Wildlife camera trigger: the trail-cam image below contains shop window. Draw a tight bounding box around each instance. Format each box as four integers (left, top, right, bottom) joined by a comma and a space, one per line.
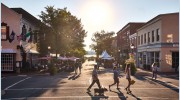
1, 54, 14, 71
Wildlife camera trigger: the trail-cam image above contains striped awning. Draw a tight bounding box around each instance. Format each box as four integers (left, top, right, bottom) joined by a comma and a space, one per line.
1, 49, 16, 53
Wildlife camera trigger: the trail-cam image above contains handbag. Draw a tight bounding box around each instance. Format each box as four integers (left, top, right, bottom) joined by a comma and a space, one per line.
130, 80, 135, 85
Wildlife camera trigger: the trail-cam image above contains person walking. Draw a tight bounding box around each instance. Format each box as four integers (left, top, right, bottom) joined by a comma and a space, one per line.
74, 61, 78, 75
125, 63, 132, 93
78, 60, 82, 74
109, 67, 120, 91
87, 65, 101, 92
152, 62, 158, 80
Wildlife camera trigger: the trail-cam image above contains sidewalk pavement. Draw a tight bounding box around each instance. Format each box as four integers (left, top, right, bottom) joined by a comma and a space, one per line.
136, 68, 179, 78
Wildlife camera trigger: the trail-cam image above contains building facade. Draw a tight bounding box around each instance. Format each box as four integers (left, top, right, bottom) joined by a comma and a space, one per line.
11, 8, 41, 69
116, 23, 145, 64
137, 13, 179, 72
1, 3, 22, 71
1, 3, 41, 72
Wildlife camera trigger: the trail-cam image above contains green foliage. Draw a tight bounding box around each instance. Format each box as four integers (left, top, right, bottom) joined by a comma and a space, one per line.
49, 64, 58, 75
130, 63, 137, 76
38, 6, 87, 56
90, 30, 115, 57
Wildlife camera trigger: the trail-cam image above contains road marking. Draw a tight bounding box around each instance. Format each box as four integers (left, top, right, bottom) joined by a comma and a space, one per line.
144, 76, 179, 89
4, 77, 31, 90
1, 96, 177, 100
6, 87, 178, 91
17, 75, 27, 77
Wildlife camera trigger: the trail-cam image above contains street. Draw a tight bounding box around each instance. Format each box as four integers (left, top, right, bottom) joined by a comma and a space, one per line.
1, 60, 179, 100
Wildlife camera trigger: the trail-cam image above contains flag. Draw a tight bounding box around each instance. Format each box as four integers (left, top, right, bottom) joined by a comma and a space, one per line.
9, 31, 15, 43
17, 34, 22, 42
25, 32, 31, 42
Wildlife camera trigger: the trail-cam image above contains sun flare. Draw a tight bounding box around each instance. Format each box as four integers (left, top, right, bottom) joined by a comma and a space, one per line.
80, 1, 115, 28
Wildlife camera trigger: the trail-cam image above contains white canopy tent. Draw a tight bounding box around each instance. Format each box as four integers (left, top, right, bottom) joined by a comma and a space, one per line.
100, 50, 114, 60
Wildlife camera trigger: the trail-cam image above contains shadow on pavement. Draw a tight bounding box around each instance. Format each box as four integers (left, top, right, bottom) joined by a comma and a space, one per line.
146, 77, 179, 93
86, 91, 109, 100
127, 92, 142, 100
133, 75, 156, 85
68, 74, 81, 80
1, 72, 72, 99
110, 89, 127, 100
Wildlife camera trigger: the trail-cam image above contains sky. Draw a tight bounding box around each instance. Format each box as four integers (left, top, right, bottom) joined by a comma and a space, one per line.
1, 0, 179, 51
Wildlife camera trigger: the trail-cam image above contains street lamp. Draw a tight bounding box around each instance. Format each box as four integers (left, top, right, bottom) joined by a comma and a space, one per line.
130, 43, 135, 53
117, 49, 121, 67
48, 46, 51, 56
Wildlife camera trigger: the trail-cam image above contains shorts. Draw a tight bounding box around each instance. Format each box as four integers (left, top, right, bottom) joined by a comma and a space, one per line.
114, 78, 119, 83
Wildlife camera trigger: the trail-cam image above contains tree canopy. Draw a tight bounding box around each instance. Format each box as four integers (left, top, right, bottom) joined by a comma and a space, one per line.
90, 30, 115, 57
38, 6, 87, 57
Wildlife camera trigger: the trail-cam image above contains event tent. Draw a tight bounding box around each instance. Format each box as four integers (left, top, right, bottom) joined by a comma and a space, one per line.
100, 50, 114, 60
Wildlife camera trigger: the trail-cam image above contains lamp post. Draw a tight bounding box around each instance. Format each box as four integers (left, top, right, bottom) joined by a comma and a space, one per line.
48, 46, 51, 64
118, 49, 121, 67
48, 46, 51, 54
130, 43, 135, 54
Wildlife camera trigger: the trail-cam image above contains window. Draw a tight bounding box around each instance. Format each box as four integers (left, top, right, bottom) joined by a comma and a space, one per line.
155, 52, 160, 67
148, 32, 150, 43
156, 29, 160, 41
139, 53, 142, 64
172, 52, 179, 68
141, 35, 143, 45
152, 30, 154, 42
138, 36, 140, 45
1, 54, 14, 71
1, 22, 9, 40
144, 33, 146, 44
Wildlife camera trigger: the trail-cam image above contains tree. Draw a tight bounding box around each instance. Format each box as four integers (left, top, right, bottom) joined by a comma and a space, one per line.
38, 6, 87, 57
90, 30, 115, 57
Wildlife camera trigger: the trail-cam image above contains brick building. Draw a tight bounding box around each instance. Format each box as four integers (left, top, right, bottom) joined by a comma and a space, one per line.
116, 23, 145, 64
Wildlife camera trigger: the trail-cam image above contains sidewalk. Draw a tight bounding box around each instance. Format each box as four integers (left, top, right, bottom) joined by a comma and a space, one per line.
136, 68, 179, 78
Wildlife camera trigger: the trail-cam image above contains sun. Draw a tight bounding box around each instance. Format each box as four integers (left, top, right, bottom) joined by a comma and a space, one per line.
87, 4, 108, 25
80, 1, 114, 27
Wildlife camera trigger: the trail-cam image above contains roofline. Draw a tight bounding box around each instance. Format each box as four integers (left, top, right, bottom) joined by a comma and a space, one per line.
1, 3, 22, 17
116, 22, 145, 34
137, 12, 179, 31
11, 8, 41, 25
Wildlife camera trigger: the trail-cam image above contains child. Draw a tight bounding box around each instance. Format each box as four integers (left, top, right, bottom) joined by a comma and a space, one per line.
109, 67, 120, 91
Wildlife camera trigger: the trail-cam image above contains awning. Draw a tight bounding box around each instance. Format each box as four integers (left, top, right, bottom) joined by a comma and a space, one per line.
28, 50, 39, 54
1, 49, 16, 53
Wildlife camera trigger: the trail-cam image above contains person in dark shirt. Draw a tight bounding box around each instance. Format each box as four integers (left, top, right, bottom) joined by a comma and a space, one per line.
109, 67, 120, 91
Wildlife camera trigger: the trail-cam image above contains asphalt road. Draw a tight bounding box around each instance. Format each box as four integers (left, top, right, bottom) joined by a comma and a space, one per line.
1, 60, 179, 100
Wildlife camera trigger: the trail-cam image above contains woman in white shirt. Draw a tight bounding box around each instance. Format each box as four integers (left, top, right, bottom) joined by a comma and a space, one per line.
152, 62, 158, 80
125, 64, 131, 93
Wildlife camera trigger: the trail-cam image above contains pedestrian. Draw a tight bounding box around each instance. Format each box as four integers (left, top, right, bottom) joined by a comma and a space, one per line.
125, 63, 132, 93
87, 65, 101, 92
74, 61, 78, 75
96, 58, 100, 70
109, 67, 120, 91
151, 62, 158, 80
78, 60, 82, 74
